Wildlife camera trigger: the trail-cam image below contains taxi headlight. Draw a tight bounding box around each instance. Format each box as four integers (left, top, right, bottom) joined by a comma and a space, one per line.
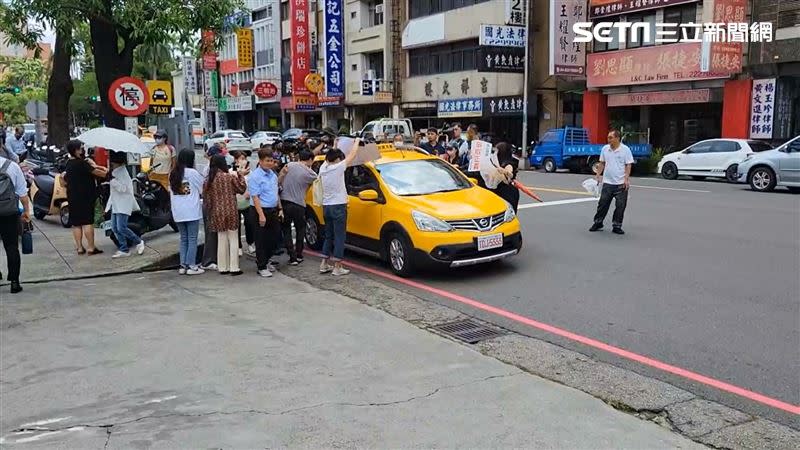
504, 203, 516, 223
412, 210, 453, 232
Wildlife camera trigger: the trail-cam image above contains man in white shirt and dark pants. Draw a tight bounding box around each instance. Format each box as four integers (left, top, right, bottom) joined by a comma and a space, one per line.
590, 130, 634, 235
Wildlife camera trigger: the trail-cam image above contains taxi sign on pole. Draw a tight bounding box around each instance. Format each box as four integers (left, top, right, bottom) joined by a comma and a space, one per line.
146, 80, 174, 115
108, 76, 149, 116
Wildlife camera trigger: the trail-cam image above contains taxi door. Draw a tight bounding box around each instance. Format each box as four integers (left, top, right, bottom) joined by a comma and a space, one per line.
345, 165, 384, 255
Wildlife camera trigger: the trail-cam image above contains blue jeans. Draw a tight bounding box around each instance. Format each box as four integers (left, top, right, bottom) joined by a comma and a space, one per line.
111, 213, 141, 252
176, 220, 200, 268
322, 204, 347, 261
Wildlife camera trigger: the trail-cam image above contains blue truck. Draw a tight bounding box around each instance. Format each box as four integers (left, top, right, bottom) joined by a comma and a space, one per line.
529, 127, 652, 174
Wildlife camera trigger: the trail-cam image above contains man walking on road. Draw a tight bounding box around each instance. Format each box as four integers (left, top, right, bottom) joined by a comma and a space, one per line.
590, 130, 634, 235
0, 153, 31, 293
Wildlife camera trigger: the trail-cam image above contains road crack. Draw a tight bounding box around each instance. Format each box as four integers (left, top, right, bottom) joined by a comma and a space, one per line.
6, 372, 522, 442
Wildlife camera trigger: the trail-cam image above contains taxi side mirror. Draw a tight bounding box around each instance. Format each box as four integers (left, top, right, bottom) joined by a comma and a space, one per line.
468, 177, 479, 186
358, 189, 380, 202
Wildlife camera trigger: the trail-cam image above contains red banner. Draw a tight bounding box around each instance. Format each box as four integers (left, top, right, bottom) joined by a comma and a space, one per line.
587, 42, 732, 88
291, 0, 311, 97
709, 0, 745, 74
201, 30, 218, 70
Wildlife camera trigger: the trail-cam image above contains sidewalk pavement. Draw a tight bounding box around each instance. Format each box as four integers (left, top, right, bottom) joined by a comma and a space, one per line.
0, 261, 701, 448
0, 217, 186, 285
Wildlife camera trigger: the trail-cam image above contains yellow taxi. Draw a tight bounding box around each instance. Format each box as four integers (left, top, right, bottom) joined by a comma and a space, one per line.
305, 145, 522, 276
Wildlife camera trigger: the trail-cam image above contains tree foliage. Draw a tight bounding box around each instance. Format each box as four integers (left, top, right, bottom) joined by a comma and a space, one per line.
0, 57, 49, 89
0, 88, 46, 124
1, 0, 244, 130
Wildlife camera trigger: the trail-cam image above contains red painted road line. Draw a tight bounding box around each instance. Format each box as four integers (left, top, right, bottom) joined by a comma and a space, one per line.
310, 252, 800, 415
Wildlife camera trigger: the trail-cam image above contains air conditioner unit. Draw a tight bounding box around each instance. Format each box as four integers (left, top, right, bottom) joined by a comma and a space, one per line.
375, 4, 384, 14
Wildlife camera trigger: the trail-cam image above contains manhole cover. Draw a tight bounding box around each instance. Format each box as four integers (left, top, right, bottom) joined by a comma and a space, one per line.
431, 319, 505, 344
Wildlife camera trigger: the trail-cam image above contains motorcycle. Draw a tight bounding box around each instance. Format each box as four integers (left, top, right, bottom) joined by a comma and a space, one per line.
99, 164, 178, 246
29, 153, 71, 227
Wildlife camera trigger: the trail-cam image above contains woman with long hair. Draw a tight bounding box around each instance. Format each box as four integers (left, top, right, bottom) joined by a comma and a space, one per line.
491, 142, 520, 213
204, 155, 247, 275
169, 149, 205, 275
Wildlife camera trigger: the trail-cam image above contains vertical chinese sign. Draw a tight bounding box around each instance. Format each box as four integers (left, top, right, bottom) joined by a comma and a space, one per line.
324, 0, 344, 98
749, 79, 776, 139
549, 0, 586, 76
709, 0, 746, 74
201, 30, 217, 70
237, 28, 254, 69
291, 0, 311, 101
183, 57, 198, 95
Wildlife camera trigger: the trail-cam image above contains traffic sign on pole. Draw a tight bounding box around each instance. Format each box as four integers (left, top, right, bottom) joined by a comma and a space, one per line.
108, 76, 149, 117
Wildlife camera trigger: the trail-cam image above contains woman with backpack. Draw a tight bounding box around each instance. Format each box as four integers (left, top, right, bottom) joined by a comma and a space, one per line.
204, 155, 247, 275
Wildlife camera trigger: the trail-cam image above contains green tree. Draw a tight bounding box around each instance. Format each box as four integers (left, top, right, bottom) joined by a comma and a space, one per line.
133, 40, 177, 81
1, 57, 48, 89
69, 71, 100, 126
2, 0, 243, 133
0, 87, 46, 124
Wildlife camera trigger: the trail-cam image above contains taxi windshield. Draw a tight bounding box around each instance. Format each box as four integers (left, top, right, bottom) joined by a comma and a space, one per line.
376, 159, 471, 196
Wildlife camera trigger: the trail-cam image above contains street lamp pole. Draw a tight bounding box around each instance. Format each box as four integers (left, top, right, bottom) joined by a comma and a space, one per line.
520, 0, 531, 170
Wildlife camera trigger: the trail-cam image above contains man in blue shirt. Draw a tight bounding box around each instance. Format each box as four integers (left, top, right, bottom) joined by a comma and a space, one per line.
248, 148, 284, 278
0, 154, 31, 294
419, 129, 445, 155
6, 127, 27, 157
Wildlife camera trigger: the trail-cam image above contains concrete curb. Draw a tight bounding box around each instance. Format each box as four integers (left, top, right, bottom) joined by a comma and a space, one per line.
280, 262, 799, 450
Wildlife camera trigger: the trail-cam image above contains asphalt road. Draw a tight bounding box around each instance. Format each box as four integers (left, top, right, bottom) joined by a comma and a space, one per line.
336, 171, 800, 427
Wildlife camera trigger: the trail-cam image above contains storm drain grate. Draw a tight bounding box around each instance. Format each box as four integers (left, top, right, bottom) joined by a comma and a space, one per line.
431, 319, 505, 344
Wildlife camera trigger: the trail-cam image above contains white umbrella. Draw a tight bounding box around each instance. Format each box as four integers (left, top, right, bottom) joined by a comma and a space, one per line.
77, 127, 151, 154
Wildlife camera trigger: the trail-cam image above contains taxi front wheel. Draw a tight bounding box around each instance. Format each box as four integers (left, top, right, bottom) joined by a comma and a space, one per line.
305, 211, 324, 250
386, 233, 415, 277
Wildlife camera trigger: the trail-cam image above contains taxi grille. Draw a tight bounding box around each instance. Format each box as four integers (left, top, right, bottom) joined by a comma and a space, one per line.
446, 212, 506, 232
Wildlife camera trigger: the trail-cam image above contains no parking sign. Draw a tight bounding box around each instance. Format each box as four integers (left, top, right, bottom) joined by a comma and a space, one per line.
107, 76, 149, 116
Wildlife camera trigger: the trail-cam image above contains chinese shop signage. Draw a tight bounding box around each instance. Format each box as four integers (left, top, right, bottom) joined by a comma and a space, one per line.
586, 42, 732, 88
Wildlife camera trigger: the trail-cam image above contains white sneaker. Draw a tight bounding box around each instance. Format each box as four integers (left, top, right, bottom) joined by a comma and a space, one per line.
178, 267, 187, 275
201, 263, 218, 271
238, 248, 243, 256
186, 267, 205, 275
247, 244, 256, 254
136, 240, 146, 255
112, 250, 131, 258
332, 267, 351, 276
320, 261, 333, 274
258, 269, 273, 278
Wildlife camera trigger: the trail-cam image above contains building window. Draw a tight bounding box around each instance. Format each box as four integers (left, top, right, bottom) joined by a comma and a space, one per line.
408, 40, 478, 76
627, 13, 656, 48
663, 3, 698, 42
252, 7, 270, 22
366, 52, 384, 79
409, 0, 491, 20
352, 63, 358, 71
280, 2, 289, 21
367, 1, 384, 27
592, 20, 620, 52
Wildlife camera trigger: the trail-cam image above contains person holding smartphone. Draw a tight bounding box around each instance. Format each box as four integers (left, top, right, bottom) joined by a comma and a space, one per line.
230, 151, 255, 255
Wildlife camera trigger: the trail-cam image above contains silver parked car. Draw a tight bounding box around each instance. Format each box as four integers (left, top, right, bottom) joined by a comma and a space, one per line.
736, 136, 800, 193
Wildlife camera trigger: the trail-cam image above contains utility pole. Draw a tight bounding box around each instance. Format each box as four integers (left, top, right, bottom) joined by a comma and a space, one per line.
520, 0, 531, 170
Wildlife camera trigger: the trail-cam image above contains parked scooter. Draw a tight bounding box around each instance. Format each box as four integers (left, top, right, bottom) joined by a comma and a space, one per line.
29, 152, 71, 227
99, 163, 178, 246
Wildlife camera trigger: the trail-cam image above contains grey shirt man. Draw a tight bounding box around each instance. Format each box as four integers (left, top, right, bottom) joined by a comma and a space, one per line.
280, 161, 317, 206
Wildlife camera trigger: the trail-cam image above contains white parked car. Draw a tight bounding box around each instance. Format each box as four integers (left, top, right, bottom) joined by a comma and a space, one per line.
204, 129, 252, 156
736, 135, 800, 193
658, 139, 773, 182
250, 131, 282, 149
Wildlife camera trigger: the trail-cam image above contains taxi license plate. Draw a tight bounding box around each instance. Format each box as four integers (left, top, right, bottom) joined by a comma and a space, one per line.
477, 233, 503, 252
